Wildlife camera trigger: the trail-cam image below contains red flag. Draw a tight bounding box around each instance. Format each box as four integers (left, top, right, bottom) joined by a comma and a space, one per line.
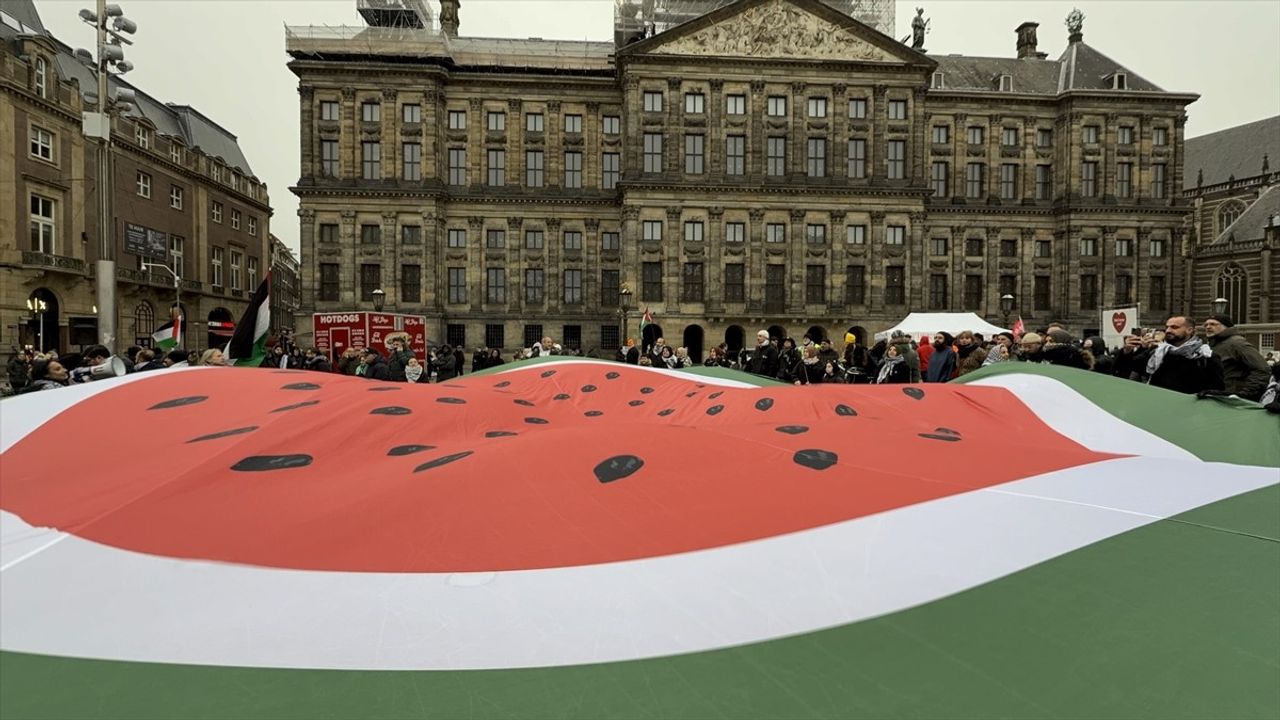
1011, 316, 1026, 338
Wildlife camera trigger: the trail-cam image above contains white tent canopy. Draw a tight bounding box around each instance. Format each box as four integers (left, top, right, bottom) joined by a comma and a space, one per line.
874, 313, 1010, 342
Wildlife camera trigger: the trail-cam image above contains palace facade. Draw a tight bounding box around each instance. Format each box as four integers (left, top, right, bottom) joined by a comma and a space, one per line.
287, 0, 1196, 359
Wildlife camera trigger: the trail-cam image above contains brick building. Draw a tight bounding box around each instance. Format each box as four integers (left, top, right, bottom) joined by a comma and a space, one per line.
287, 0, 1196, 359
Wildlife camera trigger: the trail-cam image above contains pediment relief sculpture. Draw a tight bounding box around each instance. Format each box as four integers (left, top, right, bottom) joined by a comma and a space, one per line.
651, 0, 894, 62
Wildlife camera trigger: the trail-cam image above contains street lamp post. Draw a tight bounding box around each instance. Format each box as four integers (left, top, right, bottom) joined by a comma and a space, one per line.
142, 261, 181, 338
1000, 294, 1015, 327
1211, 297, 1229, 317
371, 288, 386, 312
26, 298, 48, 352
618, 285, 632, 346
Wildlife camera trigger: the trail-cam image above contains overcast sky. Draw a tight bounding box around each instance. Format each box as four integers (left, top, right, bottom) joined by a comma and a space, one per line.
36, 0, 1280, 253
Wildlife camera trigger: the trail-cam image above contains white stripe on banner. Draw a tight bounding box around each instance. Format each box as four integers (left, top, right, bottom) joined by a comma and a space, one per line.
1, 457, 1273, 671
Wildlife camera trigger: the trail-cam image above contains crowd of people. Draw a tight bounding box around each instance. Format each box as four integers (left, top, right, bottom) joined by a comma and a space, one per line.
5, 313, 1277, 413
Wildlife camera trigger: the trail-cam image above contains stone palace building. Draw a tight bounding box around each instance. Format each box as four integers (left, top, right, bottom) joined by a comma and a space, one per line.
287, 0, 1196, 359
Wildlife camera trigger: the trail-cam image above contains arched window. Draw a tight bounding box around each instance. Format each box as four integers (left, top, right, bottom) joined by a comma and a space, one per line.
1215, 264, 1249, 323
134, 302, 155, 344
1218, 202, 1245, 236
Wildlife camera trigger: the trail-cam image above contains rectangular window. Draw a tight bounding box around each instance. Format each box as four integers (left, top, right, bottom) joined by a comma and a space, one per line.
725, 264, 745, 303
487, 111, 506, 131
999, 275, 1017, 298
136, 171, 151, 198
1035, 240, 1052, 258
685, 134, 705, 174
684, 221, 704, 243
1149, 275, 1166, 308
447, 267, 466, 303
1035, 165, 1052, 199
765, 265, 786, 313
564, 114, 583, 134
486, 229, 505, 249
362, 141, 381, 180
562, 325, 582, 351
886, 225, 905, 246
524, 230, 544, 249
29, 127, 53, 161
448, 148, 466, 185
996, 238, 1017, 258
887, 140, 905, 179
930, 237, 948, 256
525, 150, 544, 187
447, 228, 466, 248
848, 98, 867, 119
805, 265, 825, 304
448, 110, 466, 129
1080, 274, 1098, 310
601, 325, 620, 350
563, 269, 583, 304
846, 224, 866, 244
1001, 128, 1019, 147
682, 262, 705, 302
643, 133, 663, 173
526, 112, 544, 132
29, 194, 56, 253
807, 97, 827, 118
1118, 126, 1133, 145
928, 274, 948, 310
643, 220, 662, 241
136, 125, 150, 149
524, 324, 544, 349
402, 104, 421, 123
321, 140, 339, 176
1152, 164, 1167, 199
1116, 238, 1133, 257
964, 275, 983, 308
767, 137, 786, 176
965, 237, 984, 256
1117, 162, 1132, 198
602, 231, 620, 251
1149, 236, 1166, 258
1115, 274, 1132, 305
807, 138, 827, 177
210, 247, 224, 287
1080, 237, 1098, 256
887, 100, 907, 121
170, 143, 183, 164
1000, 163, 1018, 199
806, 224, 826, 245
684, 93, 705, 114
603, 115, 620, 135
846, 265, 866, 305
248, 217, 257, 237
401, 225, 421, 244
169, 186, 184, 210
726, 94, 746, 115
1036, 128, 1052, 147
643, 91, 663, 112
401, 264, 421, 304
848, 139, 866, 179
403, 142, 422, 181
361, 224, 380, 244
170, 235, 184, 279
600, 269, 619, 307
1083, 125, 1099, 144
766, 223, 786, 243
564, 151, 583, 188
1081, 161, 1098, 197
485, 324, 504, 350
320, 101, 339, 121
486, 268, 507, 304
726, 135, 745, 176
1153, 127, 1168, 146
487, 149, 506, 186
885, 266, 905, 305
967, 126, 985, 145
1034, 275, 1051, 311
446, 324, 467, 348
932, 125, 949, 144
564, 231, 583, 250
319, 223, 338, 243
767, 96, 787, 117
319, 263, 340, 301
361, 102, 380, 123
966, 163, 985, 198
359, 265, 380, 301
725, 222, 745, 243
602, 152, 620, 189
642, 261, 663, 301
931, 161, 949, 197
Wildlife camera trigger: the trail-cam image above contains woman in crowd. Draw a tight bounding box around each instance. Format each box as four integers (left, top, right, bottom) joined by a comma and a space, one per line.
20, 359, 69, 393
404, 357, 425, 383
793, 345, 825, 385
198, 348, 230, 366
876, 343, 912, 384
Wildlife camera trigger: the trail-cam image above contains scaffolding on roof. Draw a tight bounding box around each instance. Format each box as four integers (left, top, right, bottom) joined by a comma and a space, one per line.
613, 0, 896, 47
357, 0, 433, 29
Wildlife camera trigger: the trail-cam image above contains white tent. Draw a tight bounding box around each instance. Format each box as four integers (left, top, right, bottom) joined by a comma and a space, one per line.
874, 313, 1010, 342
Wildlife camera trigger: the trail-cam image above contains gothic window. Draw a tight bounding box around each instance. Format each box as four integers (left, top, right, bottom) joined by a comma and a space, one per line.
1218, 202, 1245, 235
1215, 264, 1248, 322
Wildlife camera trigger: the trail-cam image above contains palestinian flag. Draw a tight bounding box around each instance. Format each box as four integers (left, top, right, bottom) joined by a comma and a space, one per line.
639, 307, 653, 335
224, 273, 270, 367
150, 316, 181, 351
1, 360, 1276, 719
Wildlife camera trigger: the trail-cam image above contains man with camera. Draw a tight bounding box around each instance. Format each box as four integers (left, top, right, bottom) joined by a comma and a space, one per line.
1113, 316, 1224, 395
385, 337, 414, 382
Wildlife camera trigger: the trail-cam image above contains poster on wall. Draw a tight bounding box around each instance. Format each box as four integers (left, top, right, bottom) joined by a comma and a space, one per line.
123, 223, 168, 259
1100, 306, 1140, 351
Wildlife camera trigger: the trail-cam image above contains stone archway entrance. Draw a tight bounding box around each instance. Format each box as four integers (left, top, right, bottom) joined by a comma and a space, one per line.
641, 322, 663, 353
724, 325, 745, 357
26, 288, 60, 352
682, 324, 705, 364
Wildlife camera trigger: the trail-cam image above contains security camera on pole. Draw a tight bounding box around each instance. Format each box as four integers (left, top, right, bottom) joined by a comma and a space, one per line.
77, 1, 138, 353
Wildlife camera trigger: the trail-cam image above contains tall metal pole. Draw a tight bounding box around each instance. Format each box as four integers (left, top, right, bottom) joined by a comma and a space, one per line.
93, 0, 117, 352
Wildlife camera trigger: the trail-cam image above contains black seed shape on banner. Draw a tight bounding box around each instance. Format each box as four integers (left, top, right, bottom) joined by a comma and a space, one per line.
494, 381, 511, 388
629, 400, 645, 406
835, 404, 858, 417
232, 455, 312, 472
640, 387, 655, 394
271, 400, 320, 413
793, 449, 838, 471
371, 406, 412, 416
775, 425, 809, 435
657, 409, 675, 417
413, 451, 474, 473
188, 426, 258, 443
696, 384, 707, 388
708, 391, 724, 399
594, 455, 644, 484
282, 382, 321, 391
149, 396, 206, 410
388, 445, 435, 456
541, 370, 557, 378
706, 405, 724, 416
935, 427, 961, 435
584, 410, 604, 417
525, 417, 550, 425
443, 384, 466, 389
368, 386, 401, 392
755, 398, 774, 412
686, 391, 698, 398
918, 433, 963, 442
514, 399, 535, 407
437, 397, 466, 404
581, 385, 598, 393
605, 371, 621, 380
485, 431, 517, 438
554, 393, 571, 400
903, 387, 925, 400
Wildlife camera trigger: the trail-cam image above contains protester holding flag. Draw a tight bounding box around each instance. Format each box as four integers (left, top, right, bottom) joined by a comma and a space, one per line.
151, 315, 182, 353
225, 273, 271, 367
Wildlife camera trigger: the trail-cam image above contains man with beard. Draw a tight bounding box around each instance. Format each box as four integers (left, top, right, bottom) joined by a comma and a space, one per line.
954, 331, 988, 376
924, 332, 956, 382
1203, 315, 1269, 400
1038, 329, 1089, 369
1114, 316, 1224, 394
745, 330, 779, 379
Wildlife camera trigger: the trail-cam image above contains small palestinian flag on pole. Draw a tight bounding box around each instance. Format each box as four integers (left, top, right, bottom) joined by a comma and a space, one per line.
150, 315, 181, 351
1011, 315, 1026, 338
224, 273, 271, 367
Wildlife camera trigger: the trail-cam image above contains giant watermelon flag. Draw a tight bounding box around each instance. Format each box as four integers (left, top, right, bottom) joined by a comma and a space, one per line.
1, 359, 1277, 719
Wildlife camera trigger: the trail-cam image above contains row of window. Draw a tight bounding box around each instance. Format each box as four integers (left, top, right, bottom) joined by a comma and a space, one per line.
437, 323, 602, 353
207, 246, 259, 292
929, 161, 1167, 199
131, 170, 261, 234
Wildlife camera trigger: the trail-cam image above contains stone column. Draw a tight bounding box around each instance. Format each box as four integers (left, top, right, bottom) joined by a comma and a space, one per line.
507, 216, 523, 312
911, 87, 926, 182
788, 209, 806, 312
621, 206, 639, 293
585, 101, 600, 188
340, 209, 357, 305
299, 86, 314, 179
748, 208, 765, 311
623, 77, 641, 177
508, 99, 523, 188
750, 80, 766, 178
341, 87, 356, 178
707, 206, 724, 312
382, 211, 398, 306
665, 206, 682, 306
547, 100, 562, 189
297, 208, 316, 313
708, 80, 724, 178
868, 210, 885, 314
790, 82, 805, 178
585, 218, 601, 309
830, 210, 847, 309
422, 210, 440, 311
546, 217, 562, 311
832, 84, 848, 179
424, 86, 440, 179
666, 77, 683, 174
467, 216, 484, 310
468, 98, 483, 187
382, 88, 397, 181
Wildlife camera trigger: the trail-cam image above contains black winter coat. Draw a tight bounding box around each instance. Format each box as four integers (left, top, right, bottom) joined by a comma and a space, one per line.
1113, 348, 1225, 395
745, 343, 779, 379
